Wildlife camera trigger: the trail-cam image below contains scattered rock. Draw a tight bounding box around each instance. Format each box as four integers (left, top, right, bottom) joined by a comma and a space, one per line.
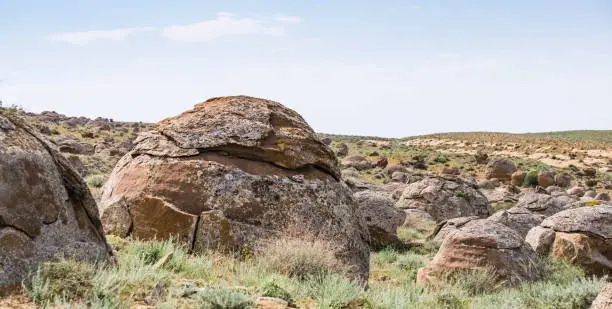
596, 193, 610, 202
537, 171, 556, 188
384, 164, 408, 176
55, 135, 95, 155
585, 190, 597, 198
418, 219, 541, 286
66, 155, 88, 177
554, 172, 572, 187
488, 192, 578, 237
430, 216, 479, 243
478, 179, 500, 189
396, 177, 492, 222
584, 168, 597, 177
374, 157, 389, 169
586, 179, 598, 187
336, 143, 348, 157
342, 155, 372, 171
441, 166, 460, 175
511, 170, 526, 186
474, 150, 488, 164
567, 186, 586, 197
486, 158, 517, 181
526, 206, 612, 276
354, 190, 406, 249
391, 171, 407, 183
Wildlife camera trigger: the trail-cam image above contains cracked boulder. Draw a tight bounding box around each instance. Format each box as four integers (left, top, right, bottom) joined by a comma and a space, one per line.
417, 219, 542, 286
100, 96, 370, 280
396, 176, 493, 222
0, 113, 111, 295
525, 205, 612, 276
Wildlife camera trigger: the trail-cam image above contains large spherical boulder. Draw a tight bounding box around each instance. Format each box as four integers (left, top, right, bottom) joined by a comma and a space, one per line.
100, 96, 370, 280
0, 114, 111, 294
417, 219, 542, 286
396, 177, 493, 222
525, 206, 612, 276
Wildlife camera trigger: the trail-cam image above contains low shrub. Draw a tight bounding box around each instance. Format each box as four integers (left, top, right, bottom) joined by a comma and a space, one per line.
522, 171, 539, 187
257, 237, 349, 280
198, 287, 254, 309
261, 282, 294, 306
85, 174, 107, 188
26, 260, 95, 305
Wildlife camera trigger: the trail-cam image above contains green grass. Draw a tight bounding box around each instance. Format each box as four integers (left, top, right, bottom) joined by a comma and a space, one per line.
23, 236, 607, 309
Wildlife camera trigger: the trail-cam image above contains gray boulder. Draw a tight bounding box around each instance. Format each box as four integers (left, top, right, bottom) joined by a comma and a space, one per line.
0, 114, 111, 294
396, 177, 493, 222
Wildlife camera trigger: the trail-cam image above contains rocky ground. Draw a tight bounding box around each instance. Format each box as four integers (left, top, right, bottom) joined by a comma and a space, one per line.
1, 101, 612, 309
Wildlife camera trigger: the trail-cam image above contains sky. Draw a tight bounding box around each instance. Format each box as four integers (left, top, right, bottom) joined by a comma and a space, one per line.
0, 1, 611, 138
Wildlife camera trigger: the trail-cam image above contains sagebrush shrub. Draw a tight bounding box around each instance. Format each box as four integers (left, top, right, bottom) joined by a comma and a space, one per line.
198, 287, 254, 309
27, 260, 95, 305
257, 237, 349, 280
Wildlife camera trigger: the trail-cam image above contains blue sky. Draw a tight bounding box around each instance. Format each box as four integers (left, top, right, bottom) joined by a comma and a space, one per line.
1, 1, 610, 137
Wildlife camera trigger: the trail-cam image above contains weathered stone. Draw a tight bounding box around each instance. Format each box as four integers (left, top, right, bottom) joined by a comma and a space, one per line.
527, 206, 612, 276
486, 158, 517, 181
391, 172, 407, 183
354, 190, 406, 249
584, 168, 597, 177
568, 186, 586, 197
418, 219, 541, 286
0, 114, 111, 294
441, 166, 460, 175
537, 171, 556, 188
342, 155, 372, 171
374, 157, 389, 169
100, 96, 370, 280
511, 170, 526, 186
525, 225, 555, 255
396, 177, 493, 222
66, 155, 87, 177
430, 216, 479, 243
54, 135, 95, 155
336, 143, 348, 157
591, 283, 612, 309
489, 207, 547, 238
596, 193, 611, 202
384, 164, 408, 176
555, 172, 572, 187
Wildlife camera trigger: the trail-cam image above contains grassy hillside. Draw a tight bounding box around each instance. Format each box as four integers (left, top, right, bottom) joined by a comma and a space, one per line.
409, 130, 612, 149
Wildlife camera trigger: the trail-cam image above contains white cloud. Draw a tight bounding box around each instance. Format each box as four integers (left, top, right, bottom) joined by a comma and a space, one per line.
48, 27, 155, 45
162, 13, 286, 43
275, 15, 303, 24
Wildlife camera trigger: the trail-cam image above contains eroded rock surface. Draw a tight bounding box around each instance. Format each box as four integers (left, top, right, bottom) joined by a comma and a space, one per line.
526, 206, 612, 276
100, 96, 370, 280
418, 219, 541, 286
396, 177, 493, 222
0, 113, 111, 294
